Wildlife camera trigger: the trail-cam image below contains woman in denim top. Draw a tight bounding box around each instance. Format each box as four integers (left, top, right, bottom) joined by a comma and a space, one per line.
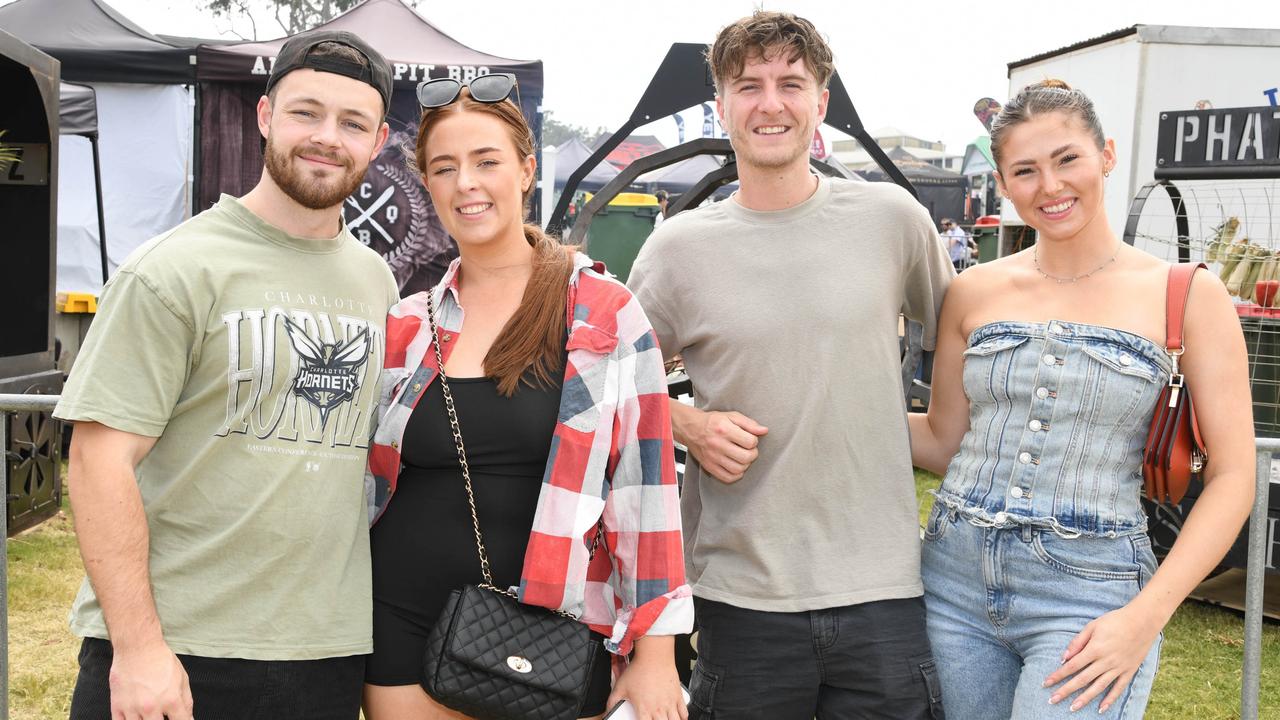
909, 80, 1255, 719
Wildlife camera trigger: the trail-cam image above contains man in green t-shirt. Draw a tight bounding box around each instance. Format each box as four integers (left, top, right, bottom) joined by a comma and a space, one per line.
55, 29, 399, 720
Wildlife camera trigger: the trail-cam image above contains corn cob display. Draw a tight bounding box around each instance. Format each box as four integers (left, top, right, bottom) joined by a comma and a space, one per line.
1219, 238, 1251, 284
1204, 217, 1240, 263
1226, 243, 1266, 297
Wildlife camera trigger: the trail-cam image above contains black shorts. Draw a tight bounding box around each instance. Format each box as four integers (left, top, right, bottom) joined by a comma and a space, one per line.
687, 596, 945, 720
69, 637, 365, 720
366, 599, 615, 715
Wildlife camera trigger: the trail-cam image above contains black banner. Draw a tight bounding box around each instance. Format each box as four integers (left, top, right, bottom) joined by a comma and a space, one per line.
1156, 105, 1280, 179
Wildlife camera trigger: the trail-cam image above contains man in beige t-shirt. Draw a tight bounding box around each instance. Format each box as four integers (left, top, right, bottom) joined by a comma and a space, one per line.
55, 30, 397, 720
628, 12, 954, 719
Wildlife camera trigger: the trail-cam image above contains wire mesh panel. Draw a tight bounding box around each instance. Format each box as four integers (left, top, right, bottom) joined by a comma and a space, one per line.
1126, 179, 1277, 261
1125, 179, 1280, 437
1240, 311, 1280, 439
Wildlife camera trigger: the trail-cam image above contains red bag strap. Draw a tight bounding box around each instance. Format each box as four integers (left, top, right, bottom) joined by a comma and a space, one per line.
1165, 263, 1206, 353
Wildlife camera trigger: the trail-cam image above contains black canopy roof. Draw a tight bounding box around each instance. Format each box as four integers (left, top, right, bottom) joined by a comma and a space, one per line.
196, 0, 541, 99
59, 82, 98, 137
0, 0, 195, 83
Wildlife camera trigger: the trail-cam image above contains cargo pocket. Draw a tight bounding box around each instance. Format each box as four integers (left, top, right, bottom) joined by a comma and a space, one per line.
917, 656, 945, 719
687, 660, 721, 718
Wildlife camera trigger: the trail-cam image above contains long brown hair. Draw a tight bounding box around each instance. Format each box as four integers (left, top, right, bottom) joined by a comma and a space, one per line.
414, 90, 575, 397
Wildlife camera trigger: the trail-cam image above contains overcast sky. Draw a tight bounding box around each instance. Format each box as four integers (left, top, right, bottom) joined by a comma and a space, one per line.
12, 0, 1280, 153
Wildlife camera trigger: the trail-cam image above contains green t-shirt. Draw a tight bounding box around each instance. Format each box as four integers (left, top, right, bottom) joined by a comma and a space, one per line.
54, 195, 399, 660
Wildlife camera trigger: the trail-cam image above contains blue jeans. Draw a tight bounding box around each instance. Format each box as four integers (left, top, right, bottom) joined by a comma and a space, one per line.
921, 503, 1162, 719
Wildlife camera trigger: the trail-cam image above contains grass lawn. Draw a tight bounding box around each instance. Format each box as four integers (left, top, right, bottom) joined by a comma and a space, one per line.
6, 498, 80, 720
4, 479, 1276, 718
914, 469, 1279, 719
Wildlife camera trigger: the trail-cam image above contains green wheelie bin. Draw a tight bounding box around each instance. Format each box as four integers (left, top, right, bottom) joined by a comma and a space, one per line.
583, 192, 660, 282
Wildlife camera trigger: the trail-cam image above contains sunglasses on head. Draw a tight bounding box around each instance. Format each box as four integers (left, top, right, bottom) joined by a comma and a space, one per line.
417, 73, 520, 109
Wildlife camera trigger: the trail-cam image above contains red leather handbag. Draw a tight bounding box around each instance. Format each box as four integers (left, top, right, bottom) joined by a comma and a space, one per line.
1142, 263, 1208, 504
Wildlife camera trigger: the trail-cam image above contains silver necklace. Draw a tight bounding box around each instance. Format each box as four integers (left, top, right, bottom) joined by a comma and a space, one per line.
1033, 243, 1120, 284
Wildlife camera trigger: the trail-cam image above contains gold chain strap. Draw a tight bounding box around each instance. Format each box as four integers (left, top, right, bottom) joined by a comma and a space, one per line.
425, 292, 596, 619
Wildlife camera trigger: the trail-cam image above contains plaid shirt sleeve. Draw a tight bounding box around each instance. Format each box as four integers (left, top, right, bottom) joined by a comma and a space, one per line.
521, 264, 693, 655
598, 282, 693, 653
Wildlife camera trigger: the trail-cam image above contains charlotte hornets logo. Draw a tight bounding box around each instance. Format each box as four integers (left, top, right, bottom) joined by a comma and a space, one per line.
283, 318, 371, 425
217, 306, 383, 447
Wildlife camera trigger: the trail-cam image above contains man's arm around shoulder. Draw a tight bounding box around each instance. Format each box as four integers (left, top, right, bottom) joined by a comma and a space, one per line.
68, 421, 193, 720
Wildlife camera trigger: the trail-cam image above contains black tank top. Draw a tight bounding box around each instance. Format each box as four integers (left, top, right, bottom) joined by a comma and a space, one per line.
370, 372, 562, 626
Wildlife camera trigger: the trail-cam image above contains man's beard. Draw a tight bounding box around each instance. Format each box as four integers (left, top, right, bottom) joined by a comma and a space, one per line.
264, 136, 366, 211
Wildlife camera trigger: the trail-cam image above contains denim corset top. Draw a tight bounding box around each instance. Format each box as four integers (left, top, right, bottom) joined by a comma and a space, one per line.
937, 320, 1172, 537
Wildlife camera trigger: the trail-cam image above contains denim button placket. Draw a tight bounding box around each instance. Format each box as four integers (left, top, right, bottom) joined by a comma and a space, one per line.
941, 319, 1169, 539
1011, 330, 1067, 513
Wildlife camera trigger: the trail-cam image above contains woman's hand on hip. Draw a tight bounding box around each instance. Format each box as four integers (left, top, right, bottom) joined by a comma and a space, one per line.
1043, 603, 1162, 713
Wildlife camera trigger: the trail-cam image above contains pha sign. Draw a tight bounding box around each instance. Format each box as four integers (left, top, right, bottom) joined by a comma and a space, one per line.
1156, 105, 1280, 178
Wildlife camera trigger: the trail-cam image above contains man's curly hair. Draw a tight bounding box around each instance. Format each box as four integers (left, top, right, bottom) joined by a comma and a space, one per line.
706, 11, 834, 93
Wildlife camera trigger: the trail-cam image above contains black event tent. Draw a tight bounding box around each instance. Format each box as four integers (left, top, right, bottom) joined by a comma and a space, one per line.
59, 82, 98, 137
858, 148, 967, 228
58, 82, 110, 284
193, 0, 544, 293
0, 0, 194, 83
554, 137, 620, 192
0, 0, 200, 296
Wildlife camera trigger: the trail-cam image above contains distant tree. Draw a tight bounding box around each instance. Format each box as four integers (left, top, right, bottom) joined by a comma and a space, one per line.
542, 112, 610, 148
204, 0, 419, 39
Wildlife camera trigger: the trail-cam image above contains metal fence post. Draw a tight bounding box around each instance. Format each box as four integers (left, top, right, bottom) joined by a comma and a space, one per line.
2, 408, 9, 720
1241, 439, 1278, 719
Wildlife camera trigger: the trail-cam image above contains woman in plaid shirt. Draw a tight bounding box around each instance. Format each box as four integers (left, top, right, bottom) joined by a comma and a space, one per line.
361, 79, 693, 720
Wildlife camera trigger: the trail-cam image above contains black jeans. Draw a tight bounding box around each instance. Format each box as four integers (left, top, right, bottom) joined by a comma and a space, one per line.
69, 637, 365, 720
688, 596, 944, 720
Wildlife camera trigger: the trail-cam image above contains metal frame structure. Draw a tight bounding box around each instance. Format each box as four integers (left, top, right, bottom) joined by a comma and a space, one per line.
562, 137, 858, 249
1121, 178, 1192, 263
546, 42, 915, 238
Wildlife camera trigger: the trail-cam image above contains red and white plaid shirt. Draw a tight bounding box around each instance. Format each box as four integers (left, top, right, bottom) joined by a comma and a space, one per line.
365, 253, 693, 654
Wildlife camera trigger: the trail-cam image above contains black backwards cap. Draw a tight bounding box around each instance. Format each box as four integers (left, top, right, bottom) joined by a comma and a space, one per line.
265, 29, 394, 116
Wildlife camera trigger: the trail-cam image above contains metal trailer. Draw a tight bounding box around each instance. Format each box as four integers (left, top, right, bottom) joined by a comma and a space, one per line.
1, 28, 64, 540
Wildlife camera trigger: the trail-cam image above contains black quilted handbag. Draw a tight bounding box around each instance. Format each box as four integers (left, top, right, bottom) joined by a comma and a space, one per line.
419, 293, 604, 720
